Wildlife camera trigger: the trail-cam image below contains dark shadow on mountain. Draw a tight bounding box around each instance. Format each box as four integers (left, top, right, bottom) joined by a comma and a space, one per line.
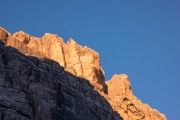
0, 40, 123, 120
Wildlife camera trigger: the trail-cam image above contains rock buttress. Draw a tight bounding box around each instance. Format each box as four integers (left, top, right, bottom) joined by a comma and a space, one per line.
106, 74, 166, 120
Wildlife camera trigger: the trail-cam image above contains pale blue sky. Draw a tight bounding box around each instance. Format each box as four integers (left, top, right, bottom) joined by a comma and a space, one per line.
1, 0, 180, 119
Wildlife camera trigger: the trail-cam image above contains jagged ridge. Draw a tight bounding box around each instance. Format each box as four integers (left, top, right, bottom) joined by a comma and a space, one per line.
0, 27, 166, 120
0, 27, 122, 120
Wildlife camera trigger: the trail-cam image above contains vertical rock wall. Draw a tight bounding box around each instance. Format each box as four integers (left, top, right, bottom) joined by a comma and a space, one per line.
0, 27, 167, 120
10, 31, 107, 94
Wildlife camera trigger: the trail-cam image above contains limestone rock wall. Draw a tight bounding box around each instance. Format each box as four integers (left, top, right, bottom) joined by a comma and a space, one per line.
10, 31, 107, 94
0, 27, 167, 120
106, 74, 166, 120
0, 40, 122, 120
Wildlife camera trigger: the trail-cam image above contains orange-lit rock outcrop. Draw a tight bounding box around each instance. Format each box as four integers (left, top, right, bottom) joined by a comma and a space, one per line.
106, 74, 166, 120
0, 27, 166, 120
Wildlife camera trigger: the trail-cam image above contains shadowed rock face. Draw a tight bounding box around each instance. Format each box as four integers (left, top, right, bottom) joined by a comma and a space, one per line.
0, 27, 166, 120
0, 41, 122, 120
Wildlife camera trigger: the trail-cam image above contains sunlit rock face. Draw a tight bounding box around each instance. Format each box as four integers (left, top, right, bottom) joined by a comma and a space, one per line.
0, 27, 166, 120
10, 31, 107, 94
0, 27, 10, 42
0, 27, 122, 120
106, 74, 166, 120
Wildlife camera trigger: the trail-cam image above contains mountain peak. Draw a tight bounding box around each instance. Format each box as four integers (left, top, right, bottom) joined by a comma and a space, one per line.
67, 38, 76, 44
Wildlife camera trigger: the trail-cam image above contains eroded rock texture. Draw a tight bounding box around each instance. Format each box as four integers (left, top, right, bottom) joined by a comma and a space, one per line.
0, 27, 166, 120
0, 41, 122, 120
106, 74, 166, 120
9, 31, 107, 94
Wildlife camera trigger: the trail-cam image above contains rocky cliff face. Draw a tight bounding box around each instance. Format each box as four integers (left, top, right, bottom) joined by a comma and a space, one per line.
9, 31, 107, 94
0, 28, 122, 120
0, 27, 166, 120
106, 74, 166, 120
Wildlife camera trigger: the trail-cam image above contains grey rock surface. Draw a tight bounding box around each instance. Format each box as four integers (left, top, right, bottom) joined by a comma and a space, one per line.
0, 40, 122, 120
